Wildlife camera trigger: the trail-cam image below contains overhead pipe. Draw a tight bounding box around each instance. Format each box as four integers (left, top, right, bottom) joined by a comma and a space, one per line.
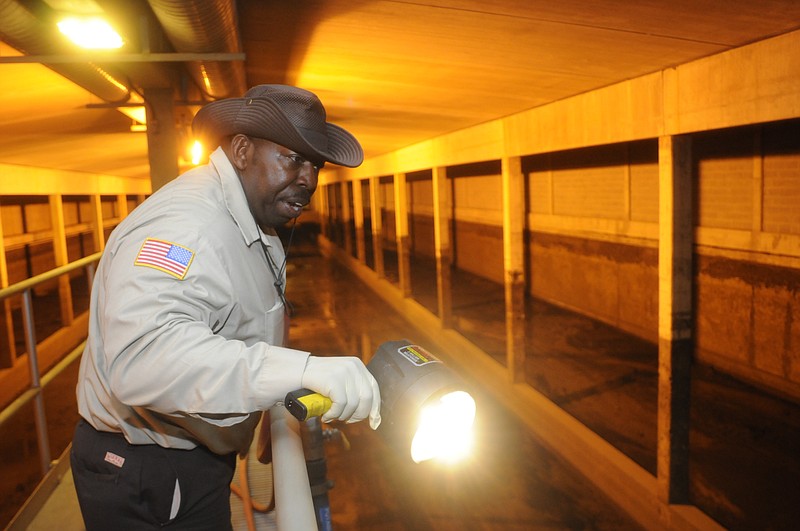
146, 0, 247, 100
0, 0, 131, 103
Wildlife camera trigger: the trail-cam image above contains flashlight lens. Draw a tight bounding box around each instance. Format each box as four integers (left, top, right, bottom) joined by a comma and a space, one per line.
410, 391, 476, 463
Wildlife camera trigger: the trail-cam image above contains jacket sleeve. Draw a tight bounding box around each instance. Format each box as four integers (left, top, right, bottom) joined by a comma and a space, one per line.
97, 224, 308, 423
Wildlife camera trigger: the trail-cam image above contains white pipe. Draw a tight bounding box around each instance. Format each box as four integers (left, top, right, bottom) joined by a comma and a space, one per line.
269, 404, 317, 530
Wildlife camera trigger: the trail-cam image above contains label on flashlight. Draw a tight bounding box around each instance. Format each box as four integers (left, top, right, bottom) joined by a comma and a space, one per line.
398, 345, 440, 366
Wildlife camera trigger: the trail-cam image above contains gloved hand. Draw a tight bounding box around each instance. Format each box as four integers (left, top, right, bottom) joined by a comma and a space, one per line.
301, 356, 382, 429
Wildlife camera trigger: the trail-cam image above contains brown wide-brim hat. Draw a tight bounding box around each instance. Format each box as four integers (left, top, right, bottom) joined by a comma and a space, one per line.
192, 84, 363, 168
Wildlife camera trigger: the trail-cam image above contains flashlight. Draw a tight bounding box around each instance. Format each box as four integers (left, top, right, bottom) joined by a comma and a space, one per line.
285, 340, 476, 463
284, 389, 333, 422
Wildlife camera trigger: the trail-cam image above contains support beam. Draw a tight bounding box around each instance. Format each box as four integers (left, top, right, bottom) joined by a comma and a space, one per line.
116, 194, 129, 221
502, 156, 526, 383
393, 173, 412, 297
316, 185, 329, 242
352, 179, 367, 263
369, 177, 385, 279
144, 88, 180, 192
0, 212, 15, 368
0, 52, 246, 64
48, 195, 74, 326
341, 182, 354, 258
657, 135, 694, 504
328, 185, 340, 244
90, 195, 105, 253
432, 166, 453, 327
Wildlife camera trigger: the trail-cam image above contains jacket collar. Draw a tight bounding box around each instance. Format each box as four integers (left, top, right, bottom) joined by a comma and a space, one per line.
209, 147, 268, 247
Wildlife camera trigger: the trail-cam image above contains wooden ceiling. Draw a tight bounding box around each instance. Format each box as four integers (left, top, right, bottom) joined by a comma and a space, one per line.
1, 0, 799, 181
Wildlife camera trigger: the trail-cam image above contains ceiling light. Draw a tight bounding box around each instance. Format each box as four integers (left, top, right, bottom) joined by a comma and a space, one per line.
57, 17, 124, 49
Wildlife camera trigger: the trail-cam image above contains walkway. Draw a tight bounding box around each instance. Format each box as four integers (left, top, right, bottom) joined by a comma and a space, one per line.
8, 235, 641, 530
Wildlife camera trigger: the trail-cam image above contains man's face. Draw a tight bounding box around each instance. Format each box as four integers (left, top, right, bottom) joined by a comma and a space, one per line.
235, 136, 320, 230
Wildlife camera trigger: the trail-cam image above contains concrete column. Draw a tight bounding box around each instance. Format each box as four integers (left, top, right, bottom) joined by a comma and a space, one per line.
369, 177, 385, 278
49, 195, 74, 326
393, 172, 412, 297
657, 134, 693, 504
144, 88, 180, 192
502, 156, 526, 383
0, 213, 15, 368
352, 179, 366, 263
432, 166, 453, 327
90, 195, 105, 253
341, 182, 353, 257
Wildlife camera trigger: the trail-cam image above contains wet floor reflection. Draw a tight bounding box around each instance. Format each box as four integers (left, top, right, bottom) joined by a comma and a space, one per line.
284, 239, 641, 530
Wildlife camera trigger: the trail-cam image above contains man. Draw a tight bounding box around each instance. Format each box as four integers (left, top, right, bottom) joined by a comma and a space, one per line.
71, 85, 380, 530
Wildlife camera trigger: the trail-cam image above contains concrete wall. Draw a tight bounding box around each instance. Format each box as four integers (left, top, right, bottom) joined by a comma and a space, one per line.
381, 121, 800, 400
692, 121, 800, 398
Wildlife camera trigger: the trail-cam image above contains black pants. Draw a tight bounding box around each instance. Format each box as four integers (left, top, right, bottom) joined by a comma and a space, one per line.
71, 419, 237, 530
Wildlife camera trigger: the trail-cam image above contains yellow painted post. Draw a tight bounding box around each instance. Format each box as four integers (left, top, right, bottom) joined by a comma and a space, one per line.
432, 166, 453, 328
502, 156, 526, 383
316, 185, 328, 241
144, 88, 180, 192
352, 179, 366, 263
49, 194, 74, 326
90, 194, 105, 253
394, 172, 412, 297
341, 182, 353, 257
0, 212, 16, 368
116, 193, 129, 221
657, 135, 693, 504
328, 185, 339, 244
369, 177, 385, 278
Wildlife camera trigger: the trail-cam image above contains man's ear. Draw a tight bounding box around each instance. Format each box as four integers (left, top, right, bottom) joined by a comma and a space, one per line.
229, 134, 251, 171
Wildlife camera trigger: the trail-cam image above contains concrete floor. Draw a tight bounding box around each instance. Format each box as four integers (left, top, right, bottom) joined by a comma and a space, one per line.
2, 235, 640, 530
3, 230, 799, 529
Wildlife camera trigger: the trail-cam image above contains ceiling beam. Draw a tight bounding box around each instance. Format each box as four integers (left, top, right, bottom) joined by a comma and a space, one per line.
0, 52, 245, 64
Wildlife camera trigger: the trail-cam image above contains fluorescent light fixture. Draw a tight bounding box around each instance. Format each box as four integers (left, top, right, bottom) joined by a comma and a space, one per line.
57, 17, 124, 49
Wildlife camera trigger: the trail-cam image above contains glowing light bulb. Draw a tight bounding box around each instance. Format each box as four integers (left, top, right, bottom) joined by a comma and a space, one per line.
191, 140, 203, 165
410, 390, 476, 464
57, 17, 124, 50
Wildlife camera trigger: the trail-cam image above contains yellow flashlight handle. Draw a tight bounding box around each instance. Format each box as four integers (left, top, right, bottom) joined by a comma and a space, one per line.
284, 388, 332, 421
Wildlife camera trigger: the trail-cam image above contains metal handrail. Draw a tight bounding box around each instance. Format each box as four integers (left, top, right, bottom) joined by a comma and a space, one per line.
0, 340, 86, 428
1, 251, 318, 530
0, 252, 101, 300
0, 252, 101, 476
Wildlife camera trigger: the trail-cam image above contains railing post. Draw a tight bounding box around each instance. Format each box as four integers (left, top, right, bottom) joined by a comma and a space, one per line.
86, 263, 96, 294
270, 404, 316, 530
21, 289, 52, 476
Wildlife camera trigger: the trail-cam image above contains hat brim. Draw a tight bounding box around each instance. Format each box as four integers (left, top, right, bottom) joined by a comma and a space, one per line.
192, 97, 363, 168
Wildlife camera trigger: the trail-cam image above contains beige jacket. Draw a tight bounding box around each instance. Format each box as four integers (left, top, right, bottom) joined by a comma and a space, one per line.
77, 147, 308, 455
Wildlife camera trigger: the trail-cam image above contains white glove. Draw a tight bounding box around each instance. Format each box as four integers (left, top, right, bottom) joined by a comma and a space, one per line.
300, 356, 382, 429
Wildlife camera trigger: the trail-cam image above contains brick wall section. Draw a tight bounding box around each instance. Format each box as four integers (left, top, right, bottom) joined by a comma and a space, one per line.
454, 220, 504, 283
694, 129, 755, 231
629, 142, 659, 223
762, 121, 800, 235
552, 145, 629, 219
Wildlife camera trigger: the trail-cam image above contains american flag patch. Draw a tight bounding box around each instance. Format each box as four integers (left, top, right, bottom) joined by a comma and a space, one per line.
134, 238, 195, 280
